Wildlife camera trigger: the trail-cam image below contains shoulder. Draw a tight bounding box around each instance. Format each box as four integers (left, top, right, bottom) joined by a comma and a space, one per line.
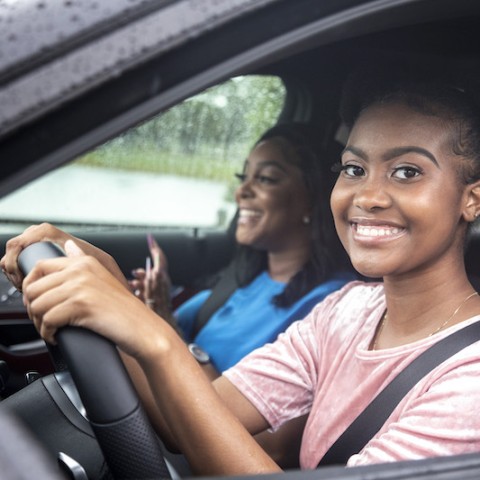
294, 281, 384, 344
288, 275, 365, 316
426, 318, 480, 385
310, 280, 385, 317
279, 281, 385, 348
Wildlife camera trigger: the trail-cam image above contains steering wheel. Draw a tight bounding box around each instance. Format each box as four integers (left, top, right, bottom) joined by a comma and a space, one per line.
18, 242, 172, 480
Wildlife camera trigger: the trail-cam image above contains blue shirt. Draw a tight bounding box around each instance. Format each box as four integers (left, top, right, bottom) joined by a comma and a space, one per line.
175, 271, 353, 372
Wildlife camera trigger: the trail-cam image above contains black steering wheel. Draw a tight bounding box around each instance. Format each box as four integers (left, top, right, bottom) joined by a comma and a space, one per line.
18, 242, 172, 480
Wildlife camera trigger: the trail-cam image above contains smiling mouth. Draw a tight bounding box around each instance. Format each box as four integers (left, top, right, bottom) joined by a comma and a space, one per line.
238, 208, 262, 225
352, 223, 404, 238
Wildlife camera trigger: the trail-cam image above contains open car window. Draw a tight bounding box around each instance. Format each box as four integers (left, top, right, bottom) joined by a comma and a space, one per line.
0, 75, 285, 234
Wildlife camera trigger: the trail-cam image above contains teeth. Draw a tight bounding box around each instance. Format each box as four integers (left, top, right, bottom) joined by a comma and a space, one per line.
239, 209, 261, 218
356, 225, 401, 237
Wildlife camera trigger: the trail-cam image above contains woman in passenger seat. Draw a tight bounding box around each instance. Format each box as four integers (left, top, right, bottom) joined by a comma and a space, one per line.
129, 123, 354, 380
5, 63, 480, 474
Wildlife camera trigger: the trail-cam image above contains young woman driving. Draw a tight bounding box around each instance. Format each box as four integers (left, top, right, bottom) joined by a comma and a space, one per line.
3, 67, 480, 474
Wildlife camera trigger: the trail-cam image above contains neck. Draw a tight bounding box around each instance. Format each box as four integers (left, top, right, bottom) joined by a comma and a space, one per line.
377, 260, 480, 348
267, 246, 311, 283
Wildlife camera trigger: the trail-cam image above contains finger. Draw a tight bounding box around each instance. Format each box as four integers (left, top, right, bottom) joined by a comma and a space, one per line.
25, 259, 115, 343
129, 280, 145, 301
157, 245, 169, 272
23, 267, 71, 308
36, 298, 79, 345
131, 269, 146, 280
148, 235, 163, 269
153, 252, 161, 272
2, 235, 28, 289
147, 233, 156, 252
2, 224, 66, 289
144, 275, 152, 300
22, 257, 72, 292
129, 278, 143, 291
25, 272, 74, 341
23, 256, 100, 307
64, 239, 85, 257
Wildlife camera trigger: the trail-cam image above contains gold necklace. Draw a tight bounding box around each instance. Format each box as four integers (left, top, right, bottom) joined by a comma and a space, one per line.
372, 291, 479, 350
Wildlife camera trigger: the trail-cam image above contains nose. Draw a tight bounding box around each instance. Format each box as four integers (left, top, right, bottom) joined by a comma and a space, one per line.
235, 177, 255, 201
354, 176, 392, 211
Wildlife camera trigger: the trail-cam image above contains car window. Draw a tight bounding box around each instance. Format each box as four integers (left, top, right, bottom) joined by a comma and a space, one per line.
0, 75, 285, 234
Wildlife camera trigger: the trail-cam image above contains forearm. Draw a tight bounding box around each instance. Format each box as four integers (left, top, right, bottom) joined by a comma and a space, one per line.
120, 351, 179, 451
149, 303, 185, 338
201, 362, 221, 381
136, 332, 281, 476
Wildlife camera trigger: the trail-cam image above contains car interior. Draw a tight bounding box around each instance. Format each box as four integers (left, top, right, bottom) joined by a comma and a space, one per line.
2, 0, 480, 478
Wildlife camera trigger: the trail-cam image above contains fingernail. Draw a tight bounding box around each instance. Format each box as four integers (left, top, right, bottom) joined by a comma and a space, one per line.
147, 233, 154, 249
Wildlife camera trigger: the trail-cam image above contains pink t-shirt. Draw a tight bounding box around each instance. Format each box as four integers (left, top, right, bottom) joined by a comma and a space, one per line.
224, 281, 480, 469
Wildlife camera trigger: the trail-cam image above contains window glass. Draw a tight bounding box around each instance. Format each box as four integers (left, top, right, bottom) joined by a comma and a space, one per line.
0, 75, 285, 233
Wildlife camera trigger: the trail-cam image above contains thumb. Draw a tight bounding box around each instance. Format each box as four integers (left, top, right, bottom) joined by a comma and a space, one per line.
64, 239, 85, 257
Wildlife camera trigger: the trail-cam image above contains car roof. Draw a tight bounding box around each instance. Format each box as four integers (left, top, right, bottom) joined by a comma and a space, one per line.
0, 0, 283, 138
1, 0, 480, 194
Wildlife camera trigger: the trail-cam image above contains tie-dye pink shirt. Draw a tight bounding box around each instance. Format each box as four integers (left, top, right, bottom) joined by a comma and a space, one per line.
224, 281, 480, 468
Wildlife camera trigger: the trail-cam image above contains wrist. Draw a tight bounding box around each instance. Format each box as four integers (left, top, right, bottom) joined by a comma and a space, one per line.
137, 318, 180, 367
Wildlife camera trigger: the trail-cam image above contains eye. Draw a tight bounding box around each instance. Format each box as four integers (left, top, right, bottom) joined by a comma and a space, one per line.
340, 164, 365, 177
234, 173, 247, 183
392, 166, 422, 180
255, 174, 278, 185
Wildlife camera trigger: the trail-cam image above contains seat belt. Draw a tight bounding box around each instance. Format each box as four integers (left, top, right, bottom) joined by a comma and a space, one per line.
192, 262, 238, 338
318, 318, 480, 466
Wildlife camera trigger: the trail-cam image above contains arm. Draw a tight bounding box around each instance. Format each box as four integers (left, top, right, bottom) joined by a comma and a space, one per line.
119, 349, 220, 447
254, 415, 308, 469
8, 239, 281, 476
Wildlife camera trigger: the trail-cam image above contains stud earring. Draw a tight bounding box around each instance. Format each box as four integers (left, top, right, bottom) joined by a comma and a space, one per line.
302, 215, 311, 225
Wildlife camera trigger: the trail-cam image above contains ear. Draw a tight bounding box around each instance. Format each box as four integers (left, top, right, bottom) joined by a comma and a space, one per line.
462, 180, 480, 222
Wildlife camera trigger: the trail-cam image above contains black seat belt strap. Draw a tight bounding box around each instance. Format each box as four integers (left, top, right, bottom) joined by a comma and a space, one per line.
192, 262, 238, 338
318, 318, 480, 466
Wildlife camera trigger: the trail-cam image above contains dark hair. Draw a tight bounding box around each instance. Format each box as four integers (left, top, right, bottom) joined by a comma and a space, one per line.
232, 122, 350, 308
340, 61, 480, 185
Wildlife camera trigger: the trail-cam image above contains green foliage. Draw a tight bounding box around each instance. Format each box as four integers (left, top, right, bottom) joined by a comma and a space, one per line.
76, 75, 286, 185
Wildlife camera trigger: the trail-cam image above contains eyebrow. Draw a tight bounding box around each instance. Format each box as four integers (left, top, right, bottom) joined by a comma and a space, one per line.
342, 145, 439, 167
245, 159, 289, 173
